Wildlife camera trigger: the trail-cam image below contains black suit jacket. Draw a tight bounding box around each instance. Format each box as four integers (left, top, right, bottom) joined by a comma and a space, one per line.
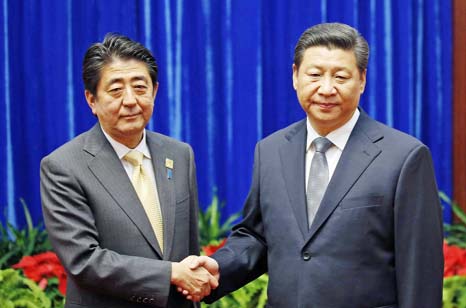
207, 109, 443, 308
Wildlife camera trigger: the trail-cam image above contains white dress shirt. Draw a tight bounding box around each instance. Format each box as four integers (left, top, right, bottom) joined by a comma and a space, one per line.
305, 109, 360, 190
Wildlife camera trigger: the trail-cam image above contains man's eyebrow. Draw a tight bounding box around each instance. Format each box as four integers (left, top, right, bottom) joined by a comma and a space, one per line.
104, 75, 149, 87
105, 77, 123, 87
306, 65, 351, 71
131, 76, 149, 82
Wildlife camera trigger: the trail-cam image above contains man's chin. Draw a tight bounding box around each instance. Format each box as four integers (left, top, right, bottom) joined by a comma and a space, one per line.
309, 109, 340, 122
115, 124, 146, 136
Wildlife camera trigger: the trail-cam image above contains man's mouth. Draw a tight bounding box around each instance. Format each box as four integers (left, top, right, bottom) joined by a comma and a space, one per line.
313, 102, 338, 109
122, 113, 141, 118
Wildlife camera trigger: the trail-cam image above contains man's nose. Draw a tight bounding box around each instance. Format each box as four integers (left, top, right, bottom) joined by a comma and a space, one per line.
122, 87, 137, 105
318, 77, 336, 95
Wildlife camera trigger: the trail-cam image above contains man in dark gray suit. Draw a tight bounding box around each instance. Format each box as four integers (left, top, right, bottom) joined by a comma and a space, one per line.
188, 23, 444, 307
41, 34, 217, 308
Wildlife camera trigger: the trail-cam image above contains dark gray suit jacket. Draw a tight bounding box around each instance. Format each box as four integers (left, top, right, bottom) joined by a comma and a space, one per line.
41, 124, 200, 308
207, 109, 443, 308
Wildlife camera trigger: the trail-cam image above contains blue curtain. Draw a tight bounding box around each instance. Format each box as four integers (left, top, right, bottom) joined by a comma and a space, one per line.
0, 0, 452, 228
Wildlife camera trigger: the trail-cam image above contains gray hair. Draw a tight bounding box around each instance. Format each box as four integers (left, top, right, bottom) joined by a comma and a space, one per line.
82, 33, 158, 96
294, 23, 369, 73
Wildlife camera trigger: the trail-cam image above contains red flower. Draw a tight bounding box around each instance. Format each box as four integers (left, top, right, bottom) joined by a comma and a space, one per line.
202, 238, 227, 256
444, 241, 466, 277
13, 251, 67, 295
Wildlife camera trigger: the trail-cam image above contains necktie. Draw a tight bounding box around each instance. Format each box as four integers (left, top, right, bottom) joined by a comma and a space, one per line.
306, 137, 333, 228
124, 150, 164, 252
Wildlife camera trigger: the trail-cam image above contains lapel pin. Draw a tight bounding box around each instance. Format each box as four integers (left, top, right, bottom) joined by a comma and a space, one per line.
165, 158, 174, 169
165, 158, 174, 180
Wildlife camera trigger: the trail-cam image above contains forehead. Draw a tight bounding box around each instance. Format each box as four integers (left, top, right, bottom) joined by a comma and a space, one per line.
300, 46, 358, 70
99, 58, 151, 85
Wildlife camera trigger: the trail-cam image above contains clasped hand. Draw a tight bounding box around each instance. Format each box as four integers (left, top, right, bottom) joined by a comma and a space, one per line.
171, 256, 219, 302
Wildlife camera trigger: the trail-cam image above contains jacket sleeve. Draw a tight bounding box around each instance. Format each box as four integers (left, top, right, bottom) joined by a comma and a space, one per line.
394, 144, 444, 308
205, 143, 268, 303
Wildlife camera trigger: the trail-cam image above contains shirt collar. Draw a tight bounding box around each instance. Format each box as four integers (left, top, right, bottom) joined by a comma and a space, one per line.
101, 126, 152, 160
306, 108, 360, 152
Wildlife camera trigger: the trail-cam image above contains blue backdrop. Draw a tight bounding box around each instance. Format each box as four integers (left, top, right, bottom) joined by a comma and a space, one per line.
0, 0, 452, 228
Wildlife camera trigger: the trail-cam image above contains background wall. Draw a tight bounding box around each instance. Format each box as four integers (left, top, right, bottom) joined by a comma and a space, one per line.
0, 0, 452, 228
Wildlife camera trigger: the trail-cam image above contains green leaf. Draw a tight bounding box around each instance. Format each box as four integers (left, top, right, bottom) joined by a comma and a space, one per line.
452, 202, 466, 225
0, 200, 52, 269
219, 213, 241, 236
439, 191, 452, 204
441, 191, 466, 226
20, 198, 34, 233
0, 250, 18, 268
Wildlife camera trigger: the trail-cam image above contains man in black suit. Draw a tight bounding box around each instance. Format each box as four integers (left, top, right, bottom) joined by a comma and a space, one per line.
187, 22, 443, 308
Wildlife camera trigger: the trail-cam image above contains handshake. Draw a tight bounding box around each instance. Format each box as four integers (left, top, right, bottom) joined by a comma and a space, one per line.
170, 255, 220, 302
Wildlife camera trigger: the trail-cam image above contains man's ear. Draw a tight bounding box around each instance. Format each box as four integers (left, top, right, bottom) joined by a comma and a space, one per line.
152, 82, 159, 100
359, 69, 367, 94
292, 64, 298, 90
85, 90, 97, 115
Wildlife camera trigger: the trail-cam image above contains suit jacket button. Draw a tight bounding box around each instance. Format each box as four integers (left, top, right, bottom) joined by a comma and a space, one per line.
302, 251, 311, 261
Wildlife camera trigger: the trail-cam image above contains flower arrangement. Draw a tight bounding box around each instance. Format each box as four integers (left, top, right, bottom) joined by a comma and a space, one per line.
0, 200, 65, 308
12, 251, 66, 306
441, 192, 466, 308
444, 242, 466, 277
443, 241, 466, 307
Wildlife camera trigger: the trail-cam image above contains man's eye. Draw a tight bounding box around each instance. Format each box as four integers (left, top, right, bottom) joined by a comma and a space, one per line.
109, 88, 122, 93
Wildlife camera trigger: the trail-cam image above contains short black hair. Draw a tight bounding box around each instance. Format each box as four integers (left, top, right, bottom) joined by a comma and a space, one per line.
294, 23, 369, 73
82, 33, 158, 95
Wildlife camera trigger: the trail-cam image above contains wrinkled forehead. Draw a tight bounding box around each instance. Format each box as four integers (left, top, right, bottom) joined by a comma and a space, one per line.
99, 58, 151, 82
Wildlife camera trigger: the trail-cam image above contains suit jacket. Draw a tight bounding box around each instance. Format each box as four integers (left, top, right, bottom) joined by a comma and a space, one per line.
207, 109, 443, 308
41, 124, 200, 308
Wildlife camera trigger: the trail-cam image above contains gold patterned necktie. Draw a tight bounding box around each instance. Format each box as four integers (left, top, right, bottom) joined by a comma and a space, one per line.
124, 150, 164, 253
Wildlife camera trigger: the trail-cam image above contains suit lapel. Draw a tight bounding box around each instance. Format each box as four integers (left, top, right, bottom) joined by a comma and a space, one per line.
279, 120, 309, 239
147, 133, 176, 260
306, 111, 383, 243
84, 125, 163, 258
